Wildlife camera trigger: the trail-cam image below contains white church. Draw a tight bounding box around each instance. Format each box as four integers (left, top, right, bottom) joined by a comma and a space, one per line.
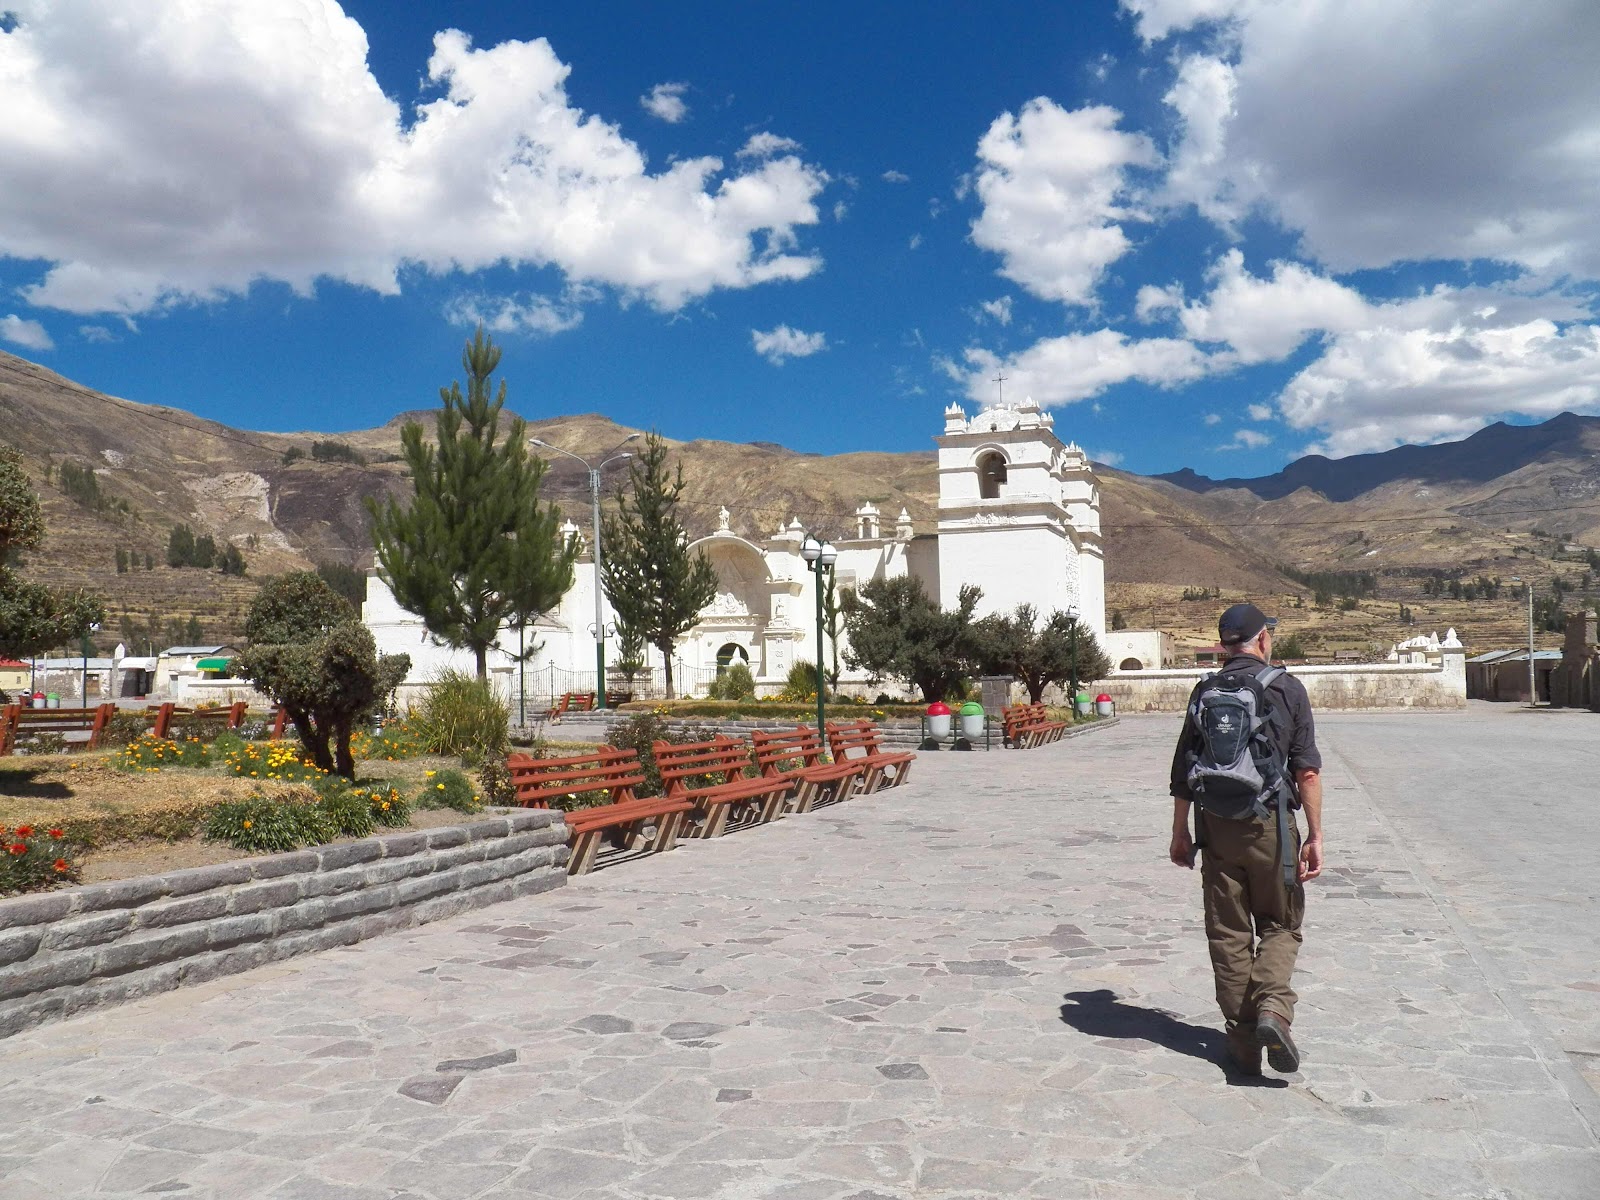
364, 396, 1106, 701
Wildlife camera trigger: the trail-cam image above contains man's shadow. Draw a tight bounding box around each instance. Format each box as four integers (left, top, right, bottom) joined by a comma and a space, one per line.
1058, 989, 1286, 1088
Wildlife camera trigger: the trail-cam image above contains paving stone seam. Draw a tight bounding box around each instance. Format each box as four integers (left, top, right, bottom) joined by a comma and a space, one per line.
1327, 737, 1600, 1145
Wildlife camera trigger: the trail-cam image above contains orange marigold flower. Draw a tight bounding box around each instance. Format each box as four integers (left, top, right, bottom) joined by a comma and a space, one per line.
242, 819, 253, 830
52, 858, 68, 873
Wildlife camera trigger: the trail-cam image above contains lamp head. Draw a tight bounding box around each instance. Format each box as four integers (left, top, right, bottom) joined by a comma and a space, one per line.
529, 437, 549, 448
800, 535, 822, 563
1066, 604, 1079, 620
820, 542, 839, 567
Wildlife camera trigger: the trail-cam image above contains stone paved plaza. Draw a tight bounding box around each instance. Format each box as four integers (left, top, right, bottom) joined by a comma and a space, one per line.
1, 707, 1597, 1199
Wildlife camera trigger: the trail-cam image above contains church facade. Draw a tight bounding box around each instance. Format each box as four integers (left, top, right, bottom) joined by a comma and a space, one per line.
364, 397, 1105, 699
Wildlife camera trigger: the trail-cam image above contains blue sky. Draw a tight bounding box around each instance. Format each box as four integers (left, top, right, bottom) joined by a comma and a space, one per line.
1, 1, 1598, 475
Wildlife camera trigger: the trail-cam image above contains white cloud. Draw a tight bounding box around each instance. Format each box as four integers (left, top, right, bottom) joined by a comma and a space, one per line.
1174, 250, 1370, 362
908, 233, 922, 251
738, 132, 802, 159
1146, 1, 1600, 277
959, 329, 1211, 408
832, 200, 849, 221
1203, 412, 1222, 425
882, 169, 910, 183
1090, 448, 1124, 466
444, 292, 585, 336
970, 98, 1156, 306
979, 297, 1013, 325
78, 324, 116, 343
752, 324, 827, 364
1221, 427, 1272, 450
640, 81, 689, 123
0, 6, 825, 316
0, 314, 52, 350
1246, 402, 1272, 421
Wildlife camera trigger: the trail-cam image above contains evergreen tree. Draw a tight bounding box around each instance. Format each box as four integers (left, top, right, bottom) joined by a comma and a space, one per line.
184, 615, 204, 644
0, 448, 104, 660
600, 432, 717, 699
368, 327, 577, 679
115, 548, 128, 574
144, 552, 153, 571
842, 575, 982, 703
218, 543, 247, 576
192, 534, 216, 569
167, 523, 195, 567
974, 604, 1111, 703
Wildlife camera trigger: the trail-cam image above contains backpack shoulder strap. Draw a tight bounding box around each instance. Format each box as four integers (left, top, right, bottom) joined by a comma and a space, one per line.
1255, 665, 1285, 689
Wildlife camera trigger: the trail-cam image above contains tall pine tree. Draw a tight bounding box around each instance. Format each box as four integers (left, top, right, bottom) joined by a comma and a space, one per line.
367, 328, 577, 679
601, 433, 717, 698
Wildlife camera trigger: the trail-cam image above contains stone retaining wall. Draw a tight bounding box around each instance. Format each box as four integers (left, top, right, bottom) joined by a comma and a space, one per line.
0, 810, 568, 1039
1102, 661, 1467, 713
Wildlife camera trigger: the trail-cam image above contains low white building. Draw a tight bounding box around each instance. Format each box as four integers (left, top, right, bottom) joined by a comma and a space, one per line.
1105, 630, 1175, 672
366, 396, 1107, 706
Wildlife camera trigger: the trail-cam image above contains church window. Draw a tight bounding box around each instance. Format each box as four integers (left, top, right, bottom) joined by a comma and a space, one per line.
977, 451, 1007, 499
1119, 657, 1144, 672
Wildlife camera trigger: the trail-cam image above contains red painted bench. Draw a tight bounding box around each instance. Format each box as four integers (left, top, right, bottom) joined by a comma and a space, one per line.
507, 747, 692, 875
1003, 702, 1068, 748
749, 725, 868, 813
824, 719, 916, 793
545, 692, 596, 722
0, 702, 116, 756
147, 701, 248, 740
653, 736, 794, 838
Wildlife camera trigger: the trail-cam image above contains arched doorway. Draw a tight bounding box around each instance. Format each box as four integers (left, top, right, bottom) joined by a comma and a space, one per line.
1119, 657, 1144, 671
716, 643, 750, 674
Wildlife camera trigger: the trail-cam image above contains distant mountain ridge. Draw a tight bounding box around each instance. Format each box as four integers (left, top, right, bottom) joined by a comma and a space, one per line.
1155, 412, 1599, 502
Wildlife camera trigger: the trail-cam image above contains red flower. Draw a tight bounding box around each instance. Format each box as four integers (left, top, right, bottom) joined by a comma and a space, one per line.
52, 859, 69, 873
15, 825, 34, 838
47, 828, 64, 839
7, 844, 26, 856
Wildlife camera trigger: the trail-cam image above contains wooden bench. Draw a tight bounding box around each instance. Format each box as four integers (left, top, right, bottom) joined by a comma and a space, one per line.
545, 692, 596, 721
0, 702, 117, 756
507, 747, 692, 875
750, 725, 869, 813
824, 719, 916, 793
653, 736, 794, 838
604, 690, 634, 707
1002, 702, 1068, 748
148, 701, 248, 740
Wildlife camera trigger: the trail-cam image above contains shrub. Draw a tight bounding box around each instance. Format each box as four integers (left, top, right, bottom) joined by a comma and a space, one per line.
117, 735, 211, 772
204, 788, 331, 852
709, 661, 756, 701
100, 710, 150, 748
218, 740, 328, 783
365, 783, 411, 827
779, 660, 820, 702
15, 733, 66, 756
476, 755, 515, 807
605, 712, 723, 796
0, 823, 84, 895
416, 768, 483, 814
351, 718, 426, 762
415, 671, 509, 763
316, 784, 376, 839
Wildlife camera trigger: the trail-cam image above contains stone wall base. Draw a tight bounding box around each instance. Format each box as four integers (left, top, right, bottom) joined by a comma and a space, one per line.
0, 810, 568, 1039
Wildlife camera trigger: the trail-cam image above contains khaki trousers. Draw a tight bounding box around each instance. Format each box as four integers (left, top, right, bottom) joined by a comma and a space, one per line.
1199, 811, 1304, 1026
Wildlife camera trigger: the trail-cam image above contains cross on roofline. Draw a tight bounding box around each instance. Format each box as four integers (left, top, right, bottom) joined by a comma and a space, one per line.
992, 371, 1007, 407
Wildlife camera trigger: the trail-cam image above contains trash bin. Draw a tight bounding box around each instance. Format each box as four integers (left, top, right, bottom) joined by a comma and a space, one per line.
1095, 693, 1114, 717
926, 701, 952, 740
1073, 692, 1092, 717
46, 693, 60, 709
958, 701, 985, 740
30, 691, 45, 709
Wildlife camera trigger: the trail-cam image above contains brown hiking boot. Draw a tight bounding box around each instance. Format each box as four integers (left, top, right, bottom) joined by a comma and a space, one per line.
1224, 1022, 1261, 1076
1255, 1011, 1300, 1073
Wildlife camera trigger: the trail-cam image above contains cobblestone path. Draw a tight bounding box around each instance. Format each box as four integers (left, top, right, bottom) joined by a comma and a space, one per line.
0, 710, 1595, 1198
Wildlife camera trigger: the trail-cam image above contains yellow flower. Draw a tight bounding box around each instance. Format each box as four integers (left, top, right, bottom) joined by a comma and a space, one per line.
436, 783, 445, 791
242, 819, 253, 830
424, 770, 436, 778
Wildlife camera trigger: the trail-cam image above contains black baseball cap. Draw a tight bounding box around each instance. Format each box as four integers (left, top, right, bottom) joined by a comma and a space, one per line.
1218, 603, 1277, 645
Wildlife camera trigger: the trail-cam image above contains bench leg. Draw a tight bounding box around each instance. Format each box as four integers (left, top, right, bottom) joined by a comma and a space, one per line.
568, 830, 602, 875
793, 779, 820, 813
756, 791, 785, 824
858, 764, 886, 794
890, 759, 912, 787
697, 804, 731, 839
653, 811, 685, 852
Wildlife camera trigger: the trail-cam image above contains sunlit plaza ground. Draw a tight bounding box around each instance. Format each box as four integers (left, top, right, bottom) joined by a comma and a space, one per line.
1, 705, 1596, 1199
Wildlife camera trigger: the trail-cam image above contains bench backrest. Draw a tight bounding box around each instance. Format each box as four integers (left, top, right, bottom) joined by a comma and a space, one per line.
825, 718, 888, 758
1, 702, 117, 754
149, 701, 248, 740
507, 747, 647, 808
653, 736, 755, 792
750, 725, 827, 775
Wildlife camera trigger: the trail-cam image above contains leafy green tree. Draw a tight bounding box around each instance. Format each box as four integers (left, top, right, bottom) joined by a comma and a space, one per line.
235, 572, 410, 778
974, 604, 1109, 703
218, 543, 247, 576
841, 575, 982, 703
368, 328, 578, 679
600, 433, 717, 699
0, 448, 104, 662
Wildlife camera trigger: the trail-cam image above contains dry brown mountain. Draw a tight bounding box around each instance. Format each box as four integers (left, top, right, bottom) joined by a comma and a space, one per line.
1, 350, 1591, 656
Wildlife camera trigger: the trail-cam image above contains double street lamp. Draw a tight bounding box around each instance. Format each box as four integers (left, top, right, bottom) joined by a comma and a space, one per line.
799, 534, 838, 735
529, 435, 639, 709
1065, 603, 1080, 705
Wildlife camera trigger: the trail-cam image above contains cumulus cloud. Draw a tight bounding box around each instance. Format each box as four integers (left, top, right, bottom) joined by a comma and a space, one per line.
752, 325, 827, 364
0, 5, 825, 317
444, 292, 585, 336
1175, 250, 1370, 363
738, 132, 802, 159
970, 98, 1156, 306
1221, 427, 1273, 450
78, 324, 116, 344
640, 81, 689, 123
0, 314, 52, 350
958, 329, 1211, 408
882, 169, 910, 183
1203, 412, 1222, 425
978, 297, 1013, 325
1090, 449, 1125, 466
1246, 402, 1272, 421
1144, 0, 1600, 277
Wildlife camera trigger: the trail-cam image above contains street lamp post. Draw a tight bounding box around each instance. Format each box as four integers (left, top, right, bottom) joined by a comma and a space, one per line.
530, 435, 639, 709
800, 534, 838, 737
80, 621, 101, 705
1510, 577, 1537, 706
1066, 604, 1080, 707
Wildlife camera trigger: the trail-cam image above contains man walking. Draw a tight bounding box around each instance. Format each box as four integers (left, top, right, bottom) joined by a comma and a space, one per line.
1169, 604, 1323, 1076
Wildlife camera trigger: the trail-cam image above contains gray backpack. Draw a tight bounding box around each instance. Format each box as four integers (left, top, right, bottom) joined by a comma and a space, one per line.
1184, 664, 1298, 887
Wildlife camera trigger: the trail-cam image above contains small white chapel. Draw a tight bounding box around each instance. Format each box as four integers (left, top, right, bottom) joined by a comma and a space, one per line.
363, 396, 1105, 699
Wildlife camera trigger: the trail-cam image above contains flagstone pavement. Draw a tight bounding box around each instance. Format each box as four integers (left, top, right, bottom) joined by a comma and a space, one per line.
1, 706, 1597, 1199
